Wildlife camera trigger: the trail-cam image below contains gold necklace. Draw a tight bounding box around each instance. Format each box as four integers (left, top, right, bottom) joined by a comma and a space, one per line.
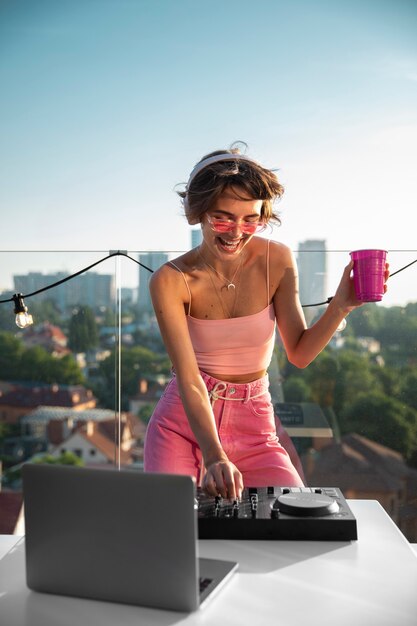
199, 252, 243, 290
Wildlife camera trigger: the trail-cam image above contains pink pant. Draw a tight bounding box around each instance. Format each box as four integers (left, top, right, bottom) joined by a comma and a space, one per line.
144, 372, 304, 488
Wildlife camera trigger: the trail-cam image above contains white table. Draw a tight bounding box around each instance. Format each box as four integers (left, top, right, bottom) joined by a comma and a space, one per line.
1, 500, 417, 626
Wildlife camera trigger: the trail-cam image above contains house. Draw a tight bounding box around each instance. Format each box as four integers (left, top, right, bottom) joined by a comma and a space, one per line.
0, 382, 97, 425
128, 378, 166, 416
19, 321, 69, 357
21, 406, 122, 441
51, 417, 145, 467
303, 433, 417, 542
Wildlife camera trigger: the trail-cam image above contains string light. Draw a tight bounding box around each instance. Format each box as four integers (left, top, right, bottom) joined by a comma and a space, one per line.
0, 251, 414, 329
13, 293, 34, 329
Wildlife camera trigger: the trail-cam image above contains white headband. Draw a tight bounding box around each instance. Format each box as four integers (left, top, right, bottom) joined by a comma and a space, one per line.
186, 153, 262, 188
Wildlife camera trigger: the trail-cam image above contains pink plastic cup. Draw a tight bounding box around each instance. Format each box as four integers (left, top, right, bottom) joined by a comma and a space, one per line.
350, 249, 387, 302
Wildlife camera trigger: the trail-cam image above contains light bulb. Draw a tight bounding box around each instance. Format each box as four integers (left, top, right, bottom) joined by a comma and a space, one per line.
12, 293, 34, 329
15, 311, 34, 329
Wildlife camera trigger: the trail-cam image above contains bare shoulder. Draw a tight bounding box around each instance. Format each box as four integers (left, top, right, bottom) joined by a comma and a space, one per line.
149, 252, 195, 305
150, 252, 188, 286
267, 240, 296, 273
269, 239, 293, 260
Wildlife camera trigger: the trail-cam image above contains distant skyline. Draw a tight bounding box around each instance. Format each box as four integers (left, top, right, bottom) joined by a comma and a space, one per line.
1, 0, 416, 305
1, 243, 414, 310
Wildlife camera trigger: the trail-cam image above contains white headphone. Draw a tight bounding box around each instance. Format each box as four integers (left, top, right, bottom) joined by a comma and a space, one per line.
186, 153, 261, 188
184, 153, 262, 211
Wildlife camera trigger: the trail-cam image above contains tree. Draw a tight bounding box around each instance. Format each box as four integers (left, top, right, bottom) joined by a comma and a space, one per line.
95, 345, 170, 410
347, 304, 384, 338
398, 370, 417, 411
0, 331, 84, 384
26, 299, 64, 326
282, 376, 311, 402
303, 352, 339, 407
0, 302, 17, 332
68, 306, 99, 353
138, 403, 156, 424
339, 390, 417, 461
33, 451, 84, 466
332, 350, 380, 415
372, 364, 401, 399
0, 332, 24, 379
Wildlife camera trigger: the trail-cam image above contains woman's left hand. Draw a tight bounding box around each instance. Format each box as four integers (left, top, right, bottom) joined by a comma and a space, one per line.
333, 260, 390, 312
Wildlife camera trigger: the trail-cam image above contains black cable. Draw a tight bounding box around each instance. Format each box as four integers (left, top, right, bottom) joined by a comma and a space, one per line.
0, 251, 154, 304
302, 297, 333, 308
388, 258, 416, 278
0, 252, 415, 307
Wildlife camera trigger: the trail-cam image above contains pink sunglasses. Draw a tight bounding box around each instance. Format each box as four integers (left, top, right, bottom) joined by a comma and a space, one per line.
206, 214, 266, 235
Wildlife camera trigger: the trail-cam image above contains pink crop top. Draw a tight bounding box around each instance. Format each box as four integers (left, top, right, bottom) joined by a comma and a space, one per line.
170, 240, 276, 375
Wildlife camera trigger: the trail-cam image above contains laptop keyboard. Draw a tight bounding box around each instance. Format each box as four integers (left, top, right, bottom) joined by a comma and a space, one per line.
199, 577, 213, 594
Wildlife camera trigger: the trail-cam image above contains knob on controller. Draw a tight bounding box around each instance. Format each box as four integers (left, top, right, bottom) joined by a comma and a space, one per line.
275, 492, 339, 517
270, 499, 279, 519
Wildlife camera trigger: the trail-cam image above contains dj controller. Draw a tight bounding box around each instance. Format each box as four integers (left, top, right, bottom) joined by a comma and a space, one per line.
197, 486, 357, 541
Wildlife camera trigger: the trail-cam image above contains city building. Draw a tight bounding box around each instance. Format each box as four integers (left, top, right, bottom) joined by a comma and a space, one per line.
137, 252, 168, 313
21, 406, 114, 440
50, 416, 144, 466
0, 383, 97, 425
191, 228, 202, 248
18, 322, 69, 357
13, 271, 115, 312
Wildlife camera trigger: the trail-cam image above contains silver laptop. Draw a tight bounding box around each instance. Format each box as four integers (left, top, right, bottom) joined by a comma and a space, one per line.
22, 464, 237, 612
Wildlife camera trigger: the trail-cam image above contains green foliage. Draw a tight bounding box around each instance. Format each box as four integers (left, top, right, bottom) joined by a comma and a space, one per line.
304, 352, 340, 407
0, 330, 84, 384
278, 302, 417, 466
0, 301, 17, 332
346, 303, 417, 366
68, 306, 99, 353
26, 299, 64, 326
371, 365, 401, 399
398, 370, 417, 410
332, 350, 381, 415
339, 391, 417, 460
282, 376, 311, 402
138, 403, 156, 424
94, 345, 170, 410
347, 304, 384, 338
0, 422, 11, 440
0, 332, 23, 379
2, 451, 84, 486
132, 328, 166, 353
33, 451, 84, 466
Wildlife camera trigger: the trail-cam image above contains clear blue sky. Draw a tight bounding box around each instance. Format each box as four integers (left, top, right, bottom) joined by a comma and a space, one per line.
1, 0, 416, 301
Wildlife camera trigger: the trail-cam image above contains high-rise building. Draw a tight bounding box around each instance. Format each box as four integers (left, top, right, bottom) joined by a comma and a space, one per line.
297, 240, 327, 315
13, 272, 115, 312
191, 228, 202, 248
137, 252, 169, 313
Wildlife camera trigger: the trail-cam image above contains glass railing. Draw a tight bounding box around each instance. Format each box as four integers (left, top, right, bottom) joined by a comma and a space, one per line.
0, 249, 416, 541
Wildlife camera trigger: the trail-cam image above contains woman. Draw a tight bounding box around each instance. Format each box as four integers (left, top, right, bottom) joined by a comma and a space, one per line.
144, 145, 388, 499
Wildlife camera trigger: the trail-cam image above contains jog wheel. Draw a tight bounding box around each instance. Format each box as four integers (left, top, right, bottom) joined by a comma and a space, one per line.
276, 492, 339, 517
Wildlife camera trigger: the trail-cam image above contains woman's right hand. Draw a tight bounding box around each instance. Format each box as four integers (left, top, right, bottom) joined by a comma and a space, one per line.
202, 458, 244, 500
